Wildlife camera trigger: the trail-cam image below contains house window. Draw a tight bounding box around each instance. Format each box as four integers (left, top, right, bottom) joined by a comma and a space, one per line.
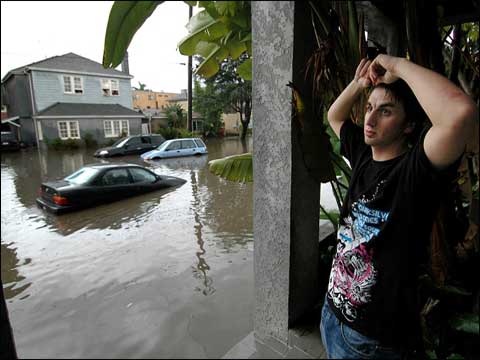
101, 79, 120, 96
104, 120, 129, 137
63, 75, 83, 94
57, 121, 80, 139
111, 80, 119, 96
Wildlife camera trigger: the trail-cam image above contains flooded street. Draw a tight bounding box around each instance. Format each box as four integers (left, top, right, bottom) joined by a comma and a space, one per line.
1, 137, 254, 359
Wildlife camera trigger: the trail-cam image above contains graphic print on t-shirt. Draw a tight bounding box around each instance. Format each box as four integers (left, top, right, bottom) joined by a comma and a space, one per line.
328, 199, 390, 322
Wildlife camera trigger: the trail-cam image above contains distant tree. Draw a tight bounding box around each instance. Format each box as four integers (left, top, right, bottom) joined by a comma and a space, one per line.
193, 78, 224, 137
133, 82, 148, 91
206, 54, 252, 140
164, 103, 186, 129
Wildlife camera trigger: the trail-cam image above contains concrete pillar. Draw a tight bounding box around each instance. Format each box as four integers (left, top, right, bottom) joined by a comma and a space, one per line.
253, 1, 321, 352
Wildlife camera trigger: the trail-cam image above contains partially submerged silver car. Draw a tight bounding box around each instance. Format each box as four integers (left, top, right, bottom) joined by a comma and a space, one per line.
141, 138, 207, 160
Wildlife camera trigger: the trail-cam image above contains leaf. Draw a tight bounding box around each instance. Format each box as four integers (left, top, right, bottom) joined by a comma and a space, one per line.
199, 1, 220, 18
347, 2, 360, 64
178, 11, 229, 56
195, 45, 229, 78
195, 41, 219, 58
237, 58, 252, 80
103, 1, 162, 68
209, 153, 253, 182
227, 38, 247, 59
320, 206, 339, 230
214, 1, 238, 17
449, 313, 479, 334
329, 151, 352, 181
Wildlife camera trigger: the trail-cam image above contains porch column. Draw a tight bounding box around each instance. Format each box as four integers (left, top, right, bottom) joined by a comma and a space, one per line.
252, 1, 321, 352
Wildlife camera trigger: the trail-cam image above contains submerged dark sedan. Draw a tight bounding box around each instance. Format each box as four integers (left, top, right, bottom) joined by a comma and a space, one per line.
93, 134, 165, 157
36, 163, 186, 215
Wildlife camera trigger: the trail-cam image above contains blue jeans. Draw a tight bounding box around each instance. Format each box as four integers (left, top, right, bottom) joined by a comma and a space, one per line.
320, 298, 401, 359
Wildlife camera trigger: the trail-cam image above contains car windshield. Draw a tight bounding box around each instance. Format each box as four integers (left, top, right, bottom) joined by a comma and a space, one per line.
112, 137, 130, 148
64, 167, 100, 185
156, 141, 170, 151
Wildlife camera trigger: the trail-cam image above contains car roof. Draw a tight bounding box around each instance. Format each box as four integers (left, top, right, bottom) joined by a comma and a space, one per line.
127, 134, 163, 138
82, 162, 144, 170
164, 137, 202, 143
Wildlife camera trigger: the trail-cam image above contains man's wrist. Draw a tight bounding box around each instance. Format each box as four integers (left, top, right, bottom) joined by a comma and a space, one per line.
349, 79, 365, 95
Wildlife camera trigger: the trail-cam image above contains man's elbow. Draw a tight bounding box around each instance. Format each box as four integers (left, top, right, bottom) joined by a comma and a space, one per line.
451, 100, 478, 143
457, 100, 478, 133
327, 108, 339, 126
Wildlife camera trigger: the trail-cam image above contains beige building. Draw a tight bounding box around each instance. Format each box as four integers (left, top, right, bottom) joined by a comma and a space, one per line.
132, 89, 178, 111
222, 113, 241, 136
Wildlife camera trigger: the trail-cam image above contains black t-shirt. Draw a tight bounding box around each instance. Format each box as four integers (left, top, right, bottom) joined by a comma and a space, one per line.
326, 119, 457, 349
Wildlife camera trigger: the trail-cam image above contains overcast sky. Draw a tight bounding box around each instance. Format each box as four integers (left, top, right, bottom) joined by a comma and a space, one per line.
1, 1, 197, 93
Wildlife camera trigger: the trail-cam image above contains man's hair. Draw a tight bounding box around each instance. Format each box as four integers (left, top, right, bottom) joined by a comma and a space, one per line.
369, 80, 428, 144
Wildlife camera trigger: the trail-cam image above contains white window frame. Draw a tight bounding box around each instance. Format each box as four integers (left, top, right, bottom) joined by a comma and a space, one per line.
111, 79, 119, 96
57, 121, 80, 139
101, 79, 120, 96
63, 75, 83, 94
103, 120, 130, 138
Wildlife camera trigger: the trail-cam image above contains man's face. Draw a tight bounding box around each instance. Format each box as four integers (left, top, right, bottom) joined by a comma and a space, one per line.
364, 88, 411, 147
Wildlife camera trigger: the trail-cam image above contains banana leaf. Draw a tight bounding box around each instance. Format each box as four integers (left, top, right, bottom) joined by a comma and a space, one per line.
208, 153, 253, 182
178, 10, 229, 56
103, 1, 163, 68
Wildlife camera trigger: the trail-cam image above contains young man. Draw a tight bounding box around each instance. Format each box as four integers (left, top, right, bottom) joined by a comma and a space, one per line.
320, 54, 477, 359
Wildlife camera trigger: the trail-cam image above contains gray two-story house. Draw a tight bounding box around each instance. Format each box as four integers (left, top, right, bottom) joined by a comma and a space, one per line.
1, 52, 144, 148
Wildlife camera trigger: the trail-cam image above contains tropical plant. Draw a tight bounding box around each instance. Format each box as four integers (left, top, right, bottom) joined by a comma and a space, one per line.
134, 81, 147, 91
164, 103, 186, 129
178, 1, 252, 79
103, 1, 252, 80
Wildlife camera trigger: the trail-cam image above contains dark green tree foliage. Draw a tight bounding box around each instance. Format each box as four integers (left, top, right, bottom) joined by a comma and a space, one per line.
193, 77, 224, 137
206, 54, 252, 140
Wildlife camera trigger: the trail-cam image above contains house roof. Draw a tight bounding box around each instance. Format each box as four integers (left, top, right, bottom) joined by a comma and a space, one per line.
2, 52, 131, 83
35, 103, 144, 118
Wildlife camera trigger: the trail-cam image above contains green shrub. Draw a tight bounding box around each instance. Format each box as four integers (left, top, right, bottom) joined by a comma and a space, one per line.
83, 132, 97, 148
45, 138, 81, 150
177, 128, 194, 138
156, 127, 177, 140
104, 138, 117, 146
155, 127, 193, 140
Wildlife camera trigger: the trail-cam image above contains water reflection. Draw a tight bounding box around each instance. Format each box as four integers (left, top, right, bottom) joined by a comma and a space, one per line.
190, 170, 215, 296
40, 186, 180, 236
1, 243, 32, 300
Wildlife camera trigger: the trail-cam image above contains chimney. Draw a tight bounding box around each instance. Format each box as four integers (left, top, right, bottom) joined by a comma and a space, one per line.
121, 51, 130, 74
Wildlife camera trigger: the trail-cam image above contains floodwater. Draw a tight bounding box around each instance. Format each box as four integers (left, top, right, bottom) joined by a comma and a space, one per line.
1, 137, 254, 359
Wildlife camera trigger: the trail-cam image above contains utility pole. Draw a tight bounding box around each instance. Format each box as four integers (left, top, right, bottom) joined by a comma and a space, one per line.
188, 5, 193, 132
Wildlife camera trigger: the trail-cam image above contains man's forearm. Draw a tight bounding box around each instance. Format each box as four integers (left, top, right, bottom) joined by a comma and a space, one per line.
392, 58, 476, 129
327, 80, 364, 137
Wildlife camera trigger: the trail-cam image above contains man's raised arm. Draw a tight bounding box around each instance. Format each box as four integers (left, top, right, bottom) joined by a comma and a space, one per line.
368, 54, 478, 169
327, 58, 372, 138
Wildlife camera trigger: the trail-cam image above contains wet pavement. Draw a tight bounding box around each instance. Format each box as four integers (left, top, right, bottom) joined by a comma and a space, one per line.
1, 137, 254, 358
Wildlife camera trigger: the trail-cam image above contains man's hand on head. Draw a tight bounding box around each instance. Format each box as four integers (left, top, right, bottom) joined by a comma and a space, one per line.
368, 54, 402, 86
